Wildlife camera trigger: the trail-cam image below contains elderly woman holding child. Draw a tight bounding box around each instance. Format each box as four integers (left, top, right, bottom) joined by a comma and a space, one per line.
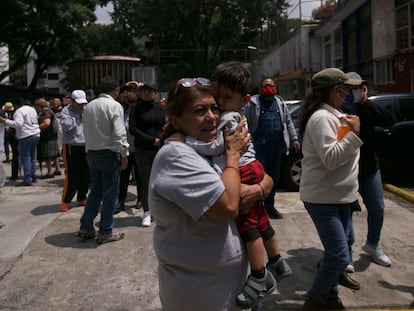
148, 77, 274, 310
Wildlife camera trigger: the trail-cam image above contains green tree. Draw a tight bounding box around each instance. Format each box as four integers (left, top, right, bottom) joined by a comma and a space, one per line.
78, 23, 139, 58
111, 0, 290, 77
0, 0, 107, 89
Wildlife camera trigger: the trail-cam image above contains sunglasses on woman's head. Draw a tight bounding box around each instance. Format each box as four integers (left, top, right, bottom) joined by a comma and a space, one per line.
176, 77, 211, 88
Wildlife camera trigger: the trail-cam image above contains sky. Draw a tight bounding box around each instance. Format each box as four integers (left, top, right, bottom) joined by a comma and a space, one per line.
287, 0, 323, 20
94, 3, 114, 25
94, 1, 323, 24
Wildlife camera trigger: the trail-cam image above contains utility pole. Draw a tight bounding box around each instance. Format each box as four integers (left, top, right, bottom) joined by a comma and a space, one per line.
299, 0, 302, 69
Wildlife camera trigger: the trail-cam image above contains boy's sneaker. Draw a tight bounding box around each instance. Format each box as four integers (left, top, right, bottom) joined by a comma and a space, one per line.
60, 203, 69, 212
76, 228, 97, 240
236, 269, 277, 309
96, 231, 124, 244
266, 256, 293, 282
362, 241, 391, 267
141, 211, 152, 227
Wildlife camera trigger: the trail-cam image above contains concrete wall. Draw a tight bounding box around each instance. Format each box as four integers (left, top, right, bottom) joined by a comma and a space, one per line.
371, 0, 396, 59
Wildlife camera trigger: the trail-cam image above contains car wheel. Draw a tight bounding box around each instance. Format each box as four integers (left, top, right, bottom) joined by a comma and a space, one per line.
281, 152, 302, 191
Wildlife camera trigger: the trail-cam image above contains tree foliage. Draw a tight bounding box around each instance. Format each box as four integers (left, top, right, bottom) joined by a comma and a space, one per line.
0, 0, 107, 89
111, 0, 290, 76
78, 23, 139, 58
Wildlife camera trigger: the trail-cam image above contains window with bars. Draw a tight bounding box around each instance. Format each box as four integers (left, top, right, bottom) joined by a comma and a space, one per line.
396, 1, 414, 50
375, 57, 394, 83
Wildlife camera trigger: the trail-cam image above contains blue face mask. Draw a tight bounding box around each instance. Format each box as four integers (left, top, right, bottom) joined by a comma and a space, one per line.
343, 92, 358, 113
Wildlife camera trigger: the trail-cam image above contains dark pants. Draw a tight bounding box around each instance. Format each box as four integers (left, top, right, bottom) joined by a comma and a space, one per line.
9, 136, 19, 178
254, 138, 283, 212
61, 144, 89, 203
135, 147, 157, 213
119, 152, 141, 203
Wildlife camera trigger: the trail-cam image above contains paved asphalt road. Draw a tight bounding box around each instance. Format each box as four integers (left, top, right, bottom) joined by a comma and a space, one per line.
0, 161, 413, 310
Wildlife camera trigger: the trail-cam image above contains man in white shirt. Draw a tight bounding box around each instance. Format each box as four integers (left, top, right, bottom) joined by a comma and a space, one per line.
0, 99, 40, 186
77, 77, 129, 244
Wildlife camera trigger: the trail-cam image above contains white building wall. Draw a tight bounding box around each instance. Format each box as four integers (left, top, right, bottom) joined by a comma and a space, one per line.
27, 49, 66, 93
0, 46, 10, 84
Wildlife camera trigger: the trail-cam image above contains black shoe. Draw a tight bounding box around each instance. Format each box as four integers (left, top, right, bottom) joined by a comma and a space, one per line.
8, 176, 18, 181
40, 174, 55, 179
338, 272, 360, 290
77, 229, 97, 240
302, 294, 345, 311
113, 202, 125, 214
267, 208, 283, 219
302, 298, 327, 311
326, 292, 345, 310
96, 232, 124, 244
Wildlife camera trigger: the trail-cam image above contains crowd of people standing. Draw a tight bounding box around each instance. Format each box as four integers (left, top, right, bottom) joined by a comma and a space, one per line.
0, 64, 394, 310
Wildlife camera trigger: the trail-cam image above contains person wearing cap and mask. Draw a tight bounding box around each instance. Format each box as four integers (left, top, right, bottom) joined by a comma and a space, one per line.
298, 68, 363, 310
243, 77, 301, 219
59, 90, 90, 212
129, 82, 166, 227
342, 72, 395, 269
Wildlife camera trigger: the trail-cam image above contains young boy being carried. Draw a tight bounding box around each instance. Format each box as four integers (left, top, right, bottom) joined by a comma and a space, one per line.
186, 61, 292, 309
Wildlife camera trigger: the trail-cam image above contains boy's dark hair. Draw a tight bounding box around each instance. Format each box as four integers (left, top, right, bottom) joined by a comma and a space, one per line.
210, 61, 251, 96
99, 76, 119, 94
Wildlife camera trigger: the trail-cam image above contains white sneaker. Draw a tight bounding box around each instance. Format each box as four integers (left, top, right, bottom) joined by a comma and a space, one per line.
362, 242, 392, 267
141, 211, 152, 227
345, 264, 355, 273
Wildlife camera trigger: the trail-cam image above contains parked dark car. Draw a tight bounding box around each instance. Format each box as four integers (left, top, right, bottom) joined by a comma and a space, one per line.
279, 101, 303, 191
370, 94, 414, 184
280, 94, 414, 191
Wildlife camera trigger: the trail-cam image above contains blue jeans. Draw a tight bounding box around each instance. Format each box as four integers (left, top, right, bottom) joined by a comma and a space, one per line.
80, 150, 120, 234
359, 169, 385, 245
304, 202, 351, 303
347, 169, 385, 255
18, 134, 40, 184
254, 138, 283, 211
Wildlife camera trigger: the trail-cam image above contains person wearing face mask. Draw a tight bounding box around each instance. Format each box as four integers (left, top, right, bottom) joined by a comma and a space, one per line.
299, 68, 363, 310
243, 77, 301, 219
342, 72, 396, 269
129, 82, 166, 227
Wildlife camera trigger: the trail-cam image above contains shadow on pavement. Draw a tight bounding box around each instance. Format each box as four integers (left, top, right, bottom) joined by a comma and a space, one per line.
377, 280, 414, 306
44, 232, 99, 249
31, 204, 60, 216
260, 247, 323, 310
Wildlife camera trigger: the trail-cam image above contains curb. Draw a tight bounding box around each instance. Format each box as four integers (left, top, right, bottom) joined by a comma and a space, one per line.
383, 183, 414, 204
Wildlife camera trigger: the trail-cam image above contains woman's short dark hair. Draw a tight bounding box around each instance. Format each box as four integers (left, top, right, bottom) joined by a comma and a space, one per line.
99, 76, 119, 94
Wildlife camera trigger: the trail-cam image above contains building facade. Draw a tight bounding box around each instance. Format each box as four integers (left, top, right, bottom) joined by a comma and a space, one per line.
253, 0, 414, 99
67, 55, 142, 95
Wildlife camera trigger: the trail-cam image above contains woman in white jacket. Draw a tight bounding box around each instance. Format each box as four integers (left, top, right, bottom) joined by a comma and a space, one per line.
299, 68, 363, 310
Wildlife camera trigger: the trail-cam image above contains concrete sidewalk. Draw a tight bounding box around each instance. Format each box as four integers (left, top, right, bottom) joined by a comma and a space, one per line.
0, 162, 413, 310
